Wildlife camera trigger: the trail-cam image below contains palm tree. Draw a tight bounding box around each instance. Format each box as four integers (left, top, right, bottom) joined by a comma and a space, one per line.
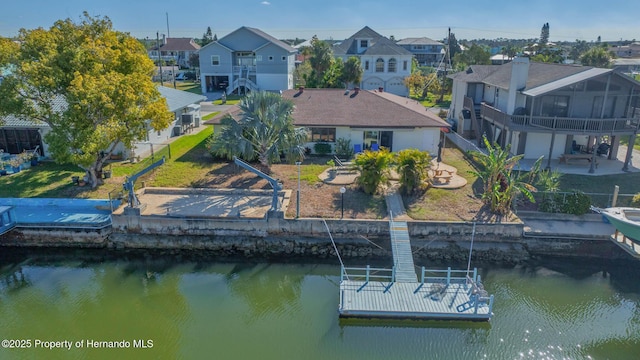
206, 91, 308, 172
353, 148, 393, 195
468, 136, 542, 215
396, 149, 431, 195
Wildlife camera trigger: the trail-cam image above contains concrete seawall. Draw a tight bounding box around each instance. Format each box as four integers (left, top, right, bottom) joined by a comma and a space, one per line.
1, 214, 629, 262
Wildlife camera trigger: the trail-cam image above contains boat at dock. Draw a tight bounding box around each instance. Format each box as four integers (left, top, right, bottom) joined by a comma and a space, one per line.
598, 207, 640, 258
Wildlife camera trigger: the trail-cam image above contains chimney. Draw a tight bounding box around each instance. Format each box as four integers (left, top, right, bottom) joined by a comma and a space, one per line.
378, 87, 384, 92
298, 86, 304, 93
354, 87, 360, 94
507, 57, 529, 114
163, 34, 167, 45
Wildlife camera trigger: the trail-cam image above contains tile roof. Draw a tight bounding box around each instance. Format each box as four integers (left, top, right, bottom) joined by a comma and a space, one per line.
333, 26, 413, 57
153, 38, 201, 51
282, 88, 449, 128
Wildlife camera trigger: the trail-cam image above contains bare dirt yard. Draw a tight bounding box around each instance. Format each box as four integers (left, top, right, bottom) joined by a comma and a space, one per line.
184, 146, 488, 221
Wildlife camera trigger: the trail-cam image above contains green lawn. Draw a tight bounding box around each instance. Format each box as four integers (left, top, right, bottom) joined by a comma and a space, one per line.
213, 94, 242, 105
202, 111, 220, 121
162, 81, 202, 94
0, 126, 215, 199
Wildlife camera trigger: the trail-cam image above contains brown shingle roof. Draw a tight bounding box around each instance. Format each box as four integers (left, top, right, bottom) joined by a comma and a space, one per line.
204, 89, 450, 129
283, 88, 449, 128
157, 38, 201, 52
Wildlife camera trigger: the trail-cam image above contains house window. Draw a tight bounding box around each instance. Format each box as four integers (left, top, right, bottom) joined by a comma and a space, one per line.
388, 58, 397, 73
413, 45, 424, 50
403, 60, 408, 71
360, 40, 368, 48
540, 95, 570, 117
256, 55, 263, 61
308, 127, 336, 142
375, 58, 384, 72
211, 55, 220, 66
268, 56, 274, 61
364, 60, 369, 71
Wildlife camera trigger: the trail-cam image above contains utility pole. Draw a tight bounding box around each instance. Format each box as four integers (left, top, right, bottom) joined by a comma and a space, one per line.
439, 27, 450, 103
156, 31, 164, 86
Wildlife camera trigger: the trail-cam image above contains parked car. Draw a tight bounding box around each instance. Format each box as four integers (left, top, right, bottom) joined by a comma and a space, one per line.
175, 72, 186, 81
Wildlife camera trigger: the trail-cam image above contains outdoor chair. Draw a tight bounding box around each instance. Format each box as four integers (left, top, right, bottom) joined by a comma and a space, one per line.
371, 143, 379, 151
354, 144, 362, 154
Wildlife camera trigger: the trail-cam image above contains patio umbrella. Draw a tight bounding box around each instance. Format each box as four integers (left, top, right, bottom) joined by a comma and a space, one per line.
437, 140, 443, 163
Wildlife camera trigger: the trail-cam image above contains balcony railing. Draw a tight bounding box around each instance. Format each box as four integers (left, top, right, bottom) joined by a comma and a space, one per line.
480, 103, 640, 135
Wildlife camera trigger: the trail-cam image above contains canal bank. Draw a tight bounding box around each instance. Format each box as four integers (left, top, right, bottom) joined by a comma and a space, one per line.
0, 210, 629, 263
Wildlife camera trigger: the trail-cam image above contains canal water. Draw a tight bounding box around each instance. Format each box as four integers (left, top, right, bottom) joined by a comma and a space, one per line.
0, 250, 639, 360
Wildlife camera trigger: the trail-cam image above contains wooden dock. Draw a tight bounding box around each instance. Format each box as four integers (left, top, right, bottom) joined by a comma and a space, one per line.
337, 219, 494, 321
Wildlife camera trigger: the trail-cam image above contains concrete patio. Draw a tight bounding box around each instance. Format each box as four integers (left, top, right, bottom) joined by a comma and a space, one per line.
514, 144, 640, 176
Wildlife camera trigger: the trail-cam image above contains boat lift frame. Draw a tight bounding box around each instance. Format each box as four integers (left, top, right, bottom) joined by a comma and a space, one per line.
233, 156, 282, 213
122, 156, 166, 214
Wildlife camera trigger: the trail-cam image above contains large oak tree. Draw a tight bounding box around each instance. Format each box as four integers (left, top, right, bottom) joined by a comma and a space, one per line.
0, 13, 173, 187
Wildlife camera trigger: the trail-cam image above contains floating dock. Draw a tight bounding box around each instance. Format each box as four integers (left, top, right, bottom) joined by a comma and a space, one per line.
338, 219, 494, 321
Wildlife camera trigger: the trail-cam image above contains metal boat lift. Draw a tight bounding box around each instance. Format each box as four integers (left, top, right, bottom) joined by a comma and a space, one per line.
122, 157, 166, 215
233, 157, 283, 215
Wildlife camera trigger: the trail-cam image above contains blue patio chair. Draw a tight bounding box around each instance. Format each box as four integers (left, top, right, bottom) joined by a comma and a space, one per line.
371, 143, 379, 151
354, 144, 362, 154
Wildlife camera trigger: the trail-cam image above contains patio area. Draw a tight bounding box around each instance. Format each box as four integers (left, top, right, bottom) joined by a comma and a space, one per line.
514, 144, 640, 175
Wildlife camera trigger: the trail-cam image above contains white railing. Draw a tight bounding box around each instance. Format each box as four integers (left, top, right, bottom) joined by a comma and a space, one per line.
340, 265, 395, 283
418, 266, 476, 285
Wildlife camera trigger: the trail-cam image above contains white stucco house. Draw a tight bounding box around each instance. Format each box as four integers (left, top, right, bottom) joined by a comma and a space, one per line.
333, 26, 413, 97
206, 88, 450, 155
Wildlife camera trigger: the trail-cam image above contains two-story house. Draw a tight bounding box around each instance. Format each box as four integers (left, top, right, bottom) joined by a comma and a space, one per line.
198, 26, 297, 95
333, 26, 413, 96
396, 37, 445, 67
448, 57, 640, 172
148, 37, 201, 69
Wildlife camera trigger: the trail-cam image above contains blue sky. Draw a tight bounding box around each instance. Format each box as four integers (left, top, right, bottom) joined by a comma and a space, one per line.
1, 0, 638, 42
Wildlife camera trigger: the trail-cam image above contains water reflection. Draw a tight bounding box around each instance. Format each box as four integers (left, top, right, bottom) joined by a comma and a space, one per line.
0, 250, 638, 360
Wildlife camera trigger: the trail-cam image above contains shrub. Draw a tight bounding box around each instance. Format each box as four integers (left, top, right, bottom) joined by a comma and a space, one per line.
632, 193, 640, 207
335, 138, 354, 159
313, 142, 332, 155
396, 149, 431, 195
539, 191, 592, 215
353, 148, 392, 194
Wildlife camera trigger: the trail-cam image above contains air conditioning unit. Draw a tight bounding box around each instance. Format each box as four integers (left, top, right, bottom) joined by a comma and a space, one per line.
181, 114, 194, 125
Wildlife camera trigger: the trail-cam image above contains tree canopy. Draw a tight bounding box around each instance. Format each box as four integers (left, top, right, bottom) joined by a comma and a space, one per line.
580, 47, 613, 68
342, 56, 363, 88
539, 23, 550, 45
468, 136, 542, 215
453, 43, 491, 69
0, 13, 173, 187
206, 91, 307, 172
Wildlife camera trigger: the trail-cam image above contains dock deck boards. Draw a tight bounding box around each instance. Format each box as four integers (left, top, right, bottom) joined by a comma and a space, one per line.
339, 280, 491, 320
337, 219, 494, 321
